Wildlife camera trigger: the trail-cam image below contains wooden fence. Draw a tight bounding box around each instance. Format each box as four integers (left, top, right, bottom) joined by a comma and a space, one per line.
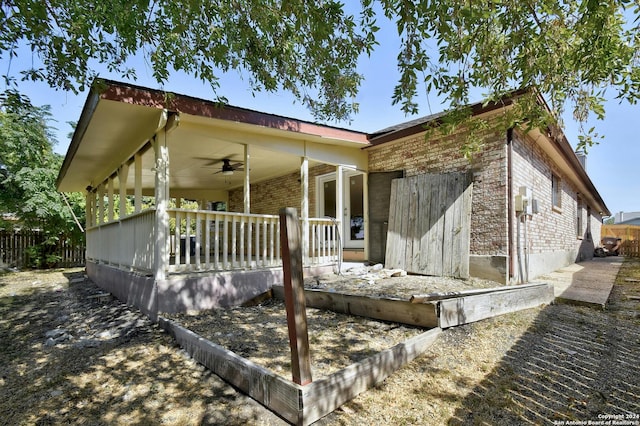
601, 225, 640, 257
0, 230, 85, 269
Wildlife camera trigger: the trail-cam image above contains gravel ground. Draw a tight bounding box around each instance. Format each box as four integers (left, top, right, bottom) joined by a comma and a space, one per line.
1, 260, 639, 425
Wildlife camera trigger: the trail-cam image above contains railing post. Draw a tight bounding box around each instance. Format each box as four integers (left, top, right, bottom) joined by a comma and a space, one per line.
279, 207, 312, 386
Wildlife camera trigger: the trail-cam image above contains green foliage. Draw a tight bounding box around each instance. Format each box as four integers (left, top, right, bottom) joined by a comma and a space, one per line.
0, 91, 85, 267
1, 1, 639, 147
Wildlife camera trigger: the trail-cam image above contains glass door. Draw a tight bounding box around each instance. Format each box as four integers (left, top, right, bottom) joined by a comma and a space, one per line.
318, 171, 365, 249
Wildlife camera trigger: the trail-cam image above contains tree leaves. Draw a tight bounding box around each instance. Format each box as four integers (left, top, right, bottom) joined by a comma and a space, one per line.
0, 0, 638, 140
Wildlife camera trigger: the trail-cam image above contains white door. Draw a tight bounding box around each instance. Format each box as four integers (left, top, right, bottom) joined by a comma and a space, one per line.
318, 171, 365, 249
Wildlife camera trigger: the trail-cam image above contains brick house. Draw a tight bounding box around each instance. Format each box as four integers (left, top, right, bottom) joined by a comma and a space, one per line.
57, 80, 608, 316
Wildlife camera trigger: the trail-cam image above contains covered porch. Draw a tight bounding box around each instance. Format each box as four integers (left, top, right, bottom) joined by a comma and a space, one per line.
57, 80, 370, 315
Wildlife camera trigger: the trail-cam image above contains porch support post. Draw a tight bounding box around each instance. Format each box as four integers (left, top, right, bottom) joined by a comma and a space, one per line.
152, 128, 170, 281
85, 191, 92, 228
300, 156, 309, 263
336, 165, 344, 268
363, 172, 369, 261
97, 183, 105, 225
244, 144, 251, 214
107, 177, 114, 222
134, 152, 142, 213
118, 163, 129, 219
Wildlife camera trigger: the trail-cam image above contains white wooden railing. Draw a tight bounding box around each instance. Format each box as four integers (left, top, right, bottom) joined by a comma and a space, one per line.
86, 208, 339, 274
168, 209, 339, 272
86, 209, 155, 272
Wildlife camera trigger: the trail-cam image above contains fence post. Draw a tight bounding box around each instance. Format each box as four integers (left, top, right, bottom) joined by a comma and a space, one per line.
279, 207, 312, 385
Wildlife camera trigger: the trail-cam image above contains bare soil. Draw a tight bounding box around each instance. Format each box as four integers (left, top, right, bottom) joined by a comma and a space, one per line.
1, 261, 639, 425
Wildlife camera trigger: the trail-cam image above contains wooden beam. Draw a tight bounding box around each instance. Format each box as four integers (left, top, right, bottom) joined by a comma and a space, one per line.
301, 327, 441, 426
437, 283, 554, 328
410, 282, 551, 303
336, 166, 344, 268
97, 183, 105, 225
272, 286, 438, 328
107, 177, 115, 222
118, 163, 129, 219
279, 207, 313, 386
300, 156, 309, 262
244, 144, 251, 214
153, 130, 170, 281
158, 317, 304, 425
134, 152, 142, 213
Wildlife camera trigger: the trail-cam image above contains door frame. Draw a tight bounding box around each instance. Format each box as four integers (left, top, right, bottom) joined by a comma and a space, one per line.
317, 170, 366, 249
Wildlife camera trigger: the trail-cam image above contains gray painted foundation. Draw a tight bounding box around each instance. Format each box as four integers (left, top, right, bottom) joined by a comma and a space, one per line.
469, 255, 509, 284
86, 261, 335, 320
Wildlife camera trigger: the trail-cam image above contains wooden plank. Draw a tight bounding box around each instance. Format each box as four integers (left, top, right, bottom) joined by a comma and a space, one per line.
418, 175, 432, 272
279, 207, 313, 386
441, 174, 456, 276
408, 176, 420, 272
272, 286, 438, 328
158, 317, 303, 425
438, 283, 555, 328
410, 282, 553, 302
301, 327, 441, 426
459, 176, 473, 278
398, 178, 410, 271
385, 179, 399, 269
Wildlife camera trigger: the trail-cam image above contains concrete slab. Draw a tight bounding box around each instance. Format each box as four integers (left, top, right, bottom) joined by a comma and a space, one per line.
532, 257, 623, 308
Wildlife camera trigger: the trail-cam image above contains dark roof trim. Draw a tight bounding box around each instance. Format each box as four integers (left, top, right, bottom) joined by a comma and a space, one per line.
97, 79, 369, 144
548, 126, 611, 216
367, 88, 530, 146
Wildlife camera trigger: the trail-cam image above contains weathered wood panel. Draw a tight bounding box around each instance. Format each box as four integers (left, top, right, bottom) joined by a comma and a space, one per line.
367, 171, 404, 264
158, 317, 304, 425
272, 286, 438, 328
385, 172, 472, 278
437, 283, 555, 328
301, 327, 441, 425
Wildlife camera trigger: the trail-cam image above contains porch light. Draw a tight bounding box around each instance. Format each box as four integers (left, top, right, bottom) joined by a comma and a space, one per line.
222, 169, 234, 176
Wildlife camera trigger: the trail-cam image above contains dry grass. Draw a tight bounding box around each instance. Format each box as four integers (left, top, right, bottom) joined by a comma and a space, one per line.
1, 260, 639, 425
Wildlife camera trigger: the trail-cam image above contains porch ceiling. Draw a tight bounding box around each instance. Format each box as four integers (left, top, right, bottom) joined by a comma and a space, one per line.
57, 80, 369, 194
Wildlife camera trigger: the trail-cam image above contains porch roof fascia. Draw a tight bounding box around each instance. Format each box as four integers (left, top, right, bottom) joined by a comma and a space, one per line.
57, 79, 371, 193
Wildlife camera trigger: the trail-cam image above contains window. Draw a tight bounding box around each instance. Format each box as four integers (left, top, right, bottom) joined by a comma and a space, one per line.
576, 197, 583, 237
552, 174, 562, 210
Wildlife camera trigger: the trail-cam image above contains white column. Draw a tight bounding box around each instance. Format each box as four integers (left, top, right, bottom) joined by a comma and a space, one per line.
244, 144, 251, 213
107, 177, 115, 222
85, 191, 92, 228
153, 130, 170, 281
301, 157, 309, 263
97, 183, 105, 225
362, 172, 369, 261
336, 166, 344, 266
118, 163, 129, 219
134, 152, 142, 213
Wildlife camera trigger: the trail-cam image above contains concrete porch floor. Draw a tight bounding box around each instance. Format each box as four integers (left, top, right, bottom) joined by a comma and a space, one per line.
533, 256, 624, 308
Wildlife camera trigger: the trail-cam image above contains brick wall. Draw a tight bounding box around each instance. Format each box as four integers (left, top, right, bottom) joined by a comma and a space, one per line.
511, 133, 579, 253
228, 164, 334, 216
367, 125, 509, 255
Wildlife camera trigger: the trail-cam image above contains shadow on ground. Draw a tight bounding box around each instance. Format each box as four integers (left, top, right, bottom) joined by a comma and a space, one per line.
448, 260, 640, 425
0, 269, 285, 425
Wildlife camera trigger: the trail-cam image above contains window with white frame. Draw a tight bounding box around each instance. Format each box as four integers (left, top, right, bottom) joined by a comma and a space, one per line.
552, 173, 562, 210
576, 196, 583, 237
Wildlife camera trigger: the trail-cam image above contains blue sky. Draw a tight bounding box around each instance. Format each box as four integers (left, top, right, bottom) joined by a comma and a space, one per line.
2, 15, 639, 218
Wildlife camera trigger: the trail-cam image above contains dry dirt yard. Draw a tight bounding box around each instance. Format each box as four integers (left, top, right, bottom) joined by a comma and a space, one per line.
1, 261, 639, 425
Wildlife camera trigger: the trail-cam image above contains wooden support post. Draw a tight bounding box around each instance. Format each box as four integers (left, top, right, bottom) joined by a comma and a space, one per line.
300, 156, 309, 263
279, 207, 312, 386
153, 130, 170, 281
335, 166, 344, 267
107, 177, 114, 222
244, 144, 251, 214
134, 152, 142, 213
118, 163, 129, 219
97, 184, 105, 225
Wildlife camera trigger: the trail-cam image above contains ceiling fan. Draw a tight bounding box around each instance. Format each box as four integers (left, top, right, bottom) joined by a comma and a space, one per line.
198, 158, 244, 176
